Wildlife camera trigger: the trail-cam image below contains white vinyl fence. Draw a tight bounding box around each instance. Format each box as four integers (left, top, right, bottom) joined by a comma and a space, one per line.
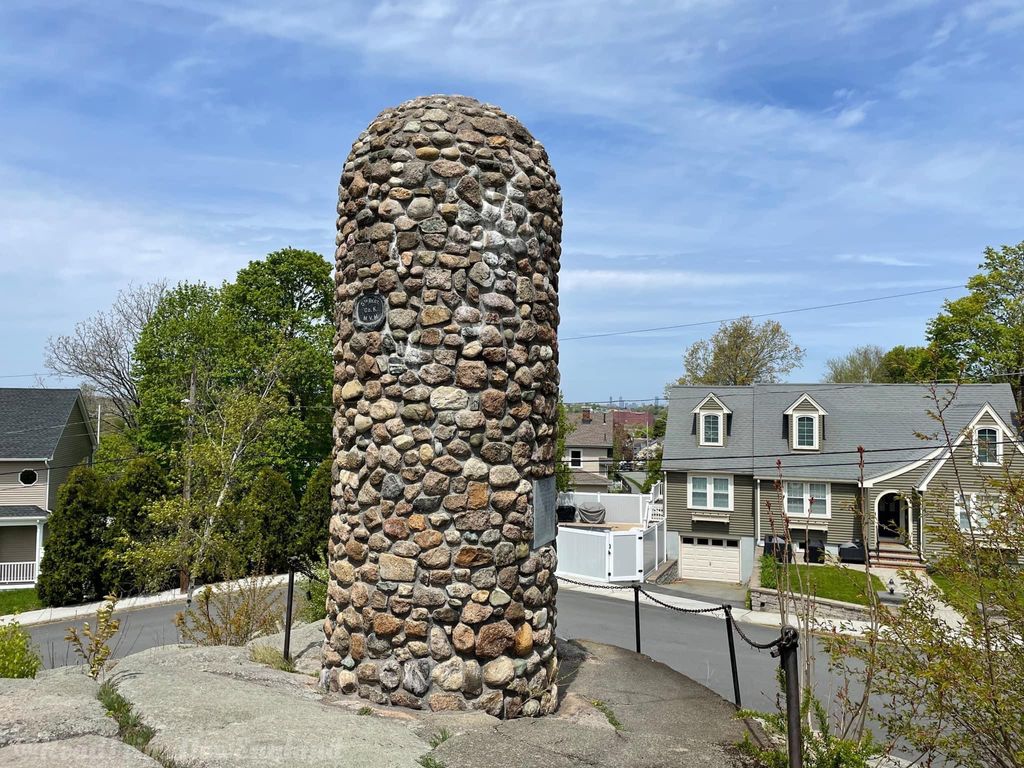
556, 519, 668, 583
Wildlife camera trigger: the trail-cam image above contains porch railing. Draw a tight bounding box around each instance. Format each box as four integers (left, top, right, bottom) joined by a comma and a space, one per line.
0, 561, 37, 584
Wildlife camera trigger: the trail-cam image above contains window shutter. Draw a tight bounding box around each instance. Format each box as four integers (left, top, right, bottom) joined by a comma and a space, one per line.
691, 415, 697, 435
782, 415, 789, 439
820, 415, 825, 441
726, 413, 733, 436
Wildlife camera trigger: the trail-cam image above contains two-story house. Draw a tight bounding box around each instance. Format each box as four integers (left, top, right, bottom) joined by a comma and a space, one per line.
662, 383, 1022, 583
562, 408, 613, 493
0, 388, 96, 588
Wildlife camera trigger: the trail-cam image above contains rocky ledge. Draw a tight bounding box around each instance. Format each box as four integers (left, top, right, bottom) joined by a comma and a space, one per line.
0, 625, 759, 768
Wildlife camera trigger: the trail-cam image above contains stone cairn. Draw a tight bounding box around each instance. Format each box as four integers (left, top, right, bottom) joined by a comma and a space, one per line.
323, 95, 562, 718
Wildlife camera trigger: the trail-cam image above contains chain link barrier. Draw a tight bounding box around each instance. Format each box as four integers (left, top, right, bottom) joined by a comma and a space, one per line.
556, 574, 785, 650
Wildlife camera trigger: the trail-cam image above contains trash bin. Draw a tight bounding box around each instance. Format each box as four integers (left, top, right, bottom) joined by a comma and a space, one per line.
764, 535, 792, 563
838, 541, 866, 564
805, 538, 826, 564
556, 505, 576, 523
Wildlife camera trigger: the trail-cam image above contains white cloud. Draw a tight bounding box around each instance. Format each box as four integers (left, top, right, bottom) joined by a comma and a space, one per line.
835, 253, 927, 267
560, 268, 792, 292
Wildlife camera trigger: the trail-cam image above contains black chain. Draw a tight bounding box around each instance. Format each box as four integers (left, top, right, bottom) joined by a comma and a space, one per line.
638, 587, 727, 615
556, 575, 637, 591
725, 605, 784, 651
288, 555, 327, 584
556, 573, 786, 651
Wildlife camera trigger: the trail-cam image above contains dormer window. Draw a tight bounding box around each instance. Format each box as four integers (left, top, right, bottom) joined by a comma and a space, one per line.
692, 393, 731, 447
795, 415, 817, 449
784, 393, 827, 452
702, 413, 722, 446
974, 427, 1001, 465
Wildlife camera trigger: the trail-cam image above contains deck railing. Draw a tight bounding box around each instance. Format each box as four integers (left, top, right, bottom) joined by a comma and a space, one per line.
0, 561, 36, 584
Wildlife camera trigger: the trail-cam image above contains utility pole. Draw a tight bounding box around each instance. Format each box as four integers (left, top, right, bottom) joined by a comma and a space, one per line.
180, 368, 197, 593
96, 401, 102, 444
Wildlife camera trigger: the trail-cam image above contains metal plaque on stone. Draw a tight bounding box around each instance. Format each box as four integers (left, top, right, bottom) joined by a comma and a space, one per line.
532, 475, 557, 549
354, 294, 386, 331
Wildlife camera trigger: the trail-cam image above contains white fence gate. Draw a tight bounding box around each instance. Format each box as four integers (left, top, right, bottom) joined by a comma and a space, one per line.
556, 520, 667, 583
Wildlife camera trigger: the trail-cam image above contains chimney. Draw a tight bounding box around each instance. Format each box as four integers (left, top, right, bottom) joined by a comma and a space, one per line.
581, 407, 592, 424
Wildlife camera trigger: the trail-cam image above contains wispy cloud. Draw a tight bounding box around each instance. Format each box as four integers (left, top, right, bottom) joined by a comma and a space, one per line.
561, 268, 793, 292
835, 253, 927, 267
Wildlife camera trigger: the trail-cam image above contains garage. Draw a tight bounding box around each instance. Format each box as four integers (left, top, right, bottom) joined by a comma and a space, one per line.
679, 536, 741, 582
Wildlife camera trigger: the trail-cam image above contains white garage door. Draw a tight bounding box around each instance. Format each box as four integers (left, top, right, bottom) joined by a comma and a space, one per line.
679, 536, 741, 582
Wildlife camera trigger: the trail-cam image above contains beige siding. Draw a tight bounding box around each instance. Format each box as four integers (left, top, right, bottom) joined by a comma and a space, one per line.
665, 471, 755, 538
758, 479, 864, 547
563, 445, 609, 473
0, 526, 37, 562
47, 399, 95, 510
0, 460, 49, 507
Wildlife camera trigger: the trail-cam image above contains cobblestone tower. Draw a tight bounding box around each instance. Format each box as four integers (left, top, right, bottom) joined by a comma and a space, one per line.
323, 95, 562, 717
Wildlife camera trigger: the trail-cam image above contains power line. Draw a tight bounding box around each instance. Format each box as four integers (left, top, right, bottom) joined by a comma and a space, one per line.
560, 285, 964, 341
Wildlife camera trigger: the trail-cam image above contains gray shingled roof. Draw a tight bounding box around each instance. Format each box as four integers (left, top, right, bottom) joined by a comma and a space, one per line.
565, 412, 614, 448
663, 383, 1018, 482
0, 505, 48, 519
0, 389, 86, 459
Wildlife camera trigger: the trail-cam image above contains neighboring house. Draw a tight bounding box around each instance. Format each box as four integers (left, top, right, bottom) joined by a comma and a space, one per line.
662, 384, 1022, 584
0, 389, 96, 588
569, 470, 612, 494
564, 409, 614, 474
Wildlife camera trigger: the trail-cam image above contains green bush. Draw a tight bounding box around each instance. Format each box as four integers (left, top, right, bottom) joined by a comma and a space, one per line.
37, 465, 109, 607
759, 555, 778, 589
300, 563, 329, 623
0, 621, 42, 678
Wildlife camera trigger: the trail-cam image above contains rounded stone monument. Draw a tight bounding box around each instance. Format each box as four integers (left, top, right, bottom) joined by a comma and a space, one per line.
323, 95, 562, 717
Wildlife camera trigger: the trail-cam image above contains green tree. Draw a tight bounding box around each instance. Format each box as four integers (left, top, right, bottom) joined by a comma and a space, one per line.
233, 467, 297, 573
102, 457, 170, 596
641, 444, 662, 493
222, 248, 334, 487
37, 466, 109, 607
678, 317, 805, 385
822, 344, 886, 383
928, 242, 1024, 412
555, 395, 575, 493
295, 458, 332, 564
871, 344, 959, 384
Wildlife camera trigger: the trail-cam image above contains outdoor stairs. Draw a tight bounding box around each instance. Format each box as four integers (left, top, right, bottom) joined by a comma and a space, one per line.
870, 541, 927, 570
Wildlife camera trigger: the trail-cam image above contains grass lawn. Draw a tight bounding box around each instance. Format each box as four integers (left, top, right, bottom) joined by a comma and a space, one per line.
760, 559, 885, 606
0, 587, 42, 615
930, 570, 1024, 617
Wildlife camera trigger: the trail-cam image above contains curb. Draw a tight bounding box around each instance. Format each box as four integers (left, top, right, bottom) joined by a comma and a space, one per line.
0, 574, 289, 628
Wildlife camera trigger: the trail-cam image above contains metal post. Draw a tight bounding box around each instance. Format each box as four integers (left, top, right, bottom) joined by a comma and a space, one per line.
283, 564, 296, 662
724, 605, 742, 708
778, 625, 803, 768
633, 583, 642, 654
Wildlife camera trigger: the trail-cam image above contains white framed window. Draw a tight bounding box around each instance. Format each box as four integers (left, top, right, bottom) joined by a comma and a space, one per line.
700, 412, 723, 446
783, 481, 830, 517
955, 492, 1001, 531
569, 450, 582, 468
974, 427, 1002, 466
794, 415, 818, 450
688, 474, 733, 511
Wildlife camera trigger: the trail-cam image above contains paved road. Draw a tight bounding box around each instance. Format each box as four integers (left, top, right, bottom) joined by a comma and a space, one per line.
29, 588, 791, 710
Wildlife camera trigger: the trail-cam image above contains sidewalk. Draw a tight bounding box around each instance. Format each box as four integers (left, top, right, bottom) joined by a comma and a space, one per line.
1, 574, 289, 628
556, 575, 876, 637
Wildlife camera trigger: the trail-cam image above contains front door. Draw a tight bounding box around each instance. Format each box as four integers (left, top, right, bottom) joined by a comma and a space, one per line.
877, 494, 902, 540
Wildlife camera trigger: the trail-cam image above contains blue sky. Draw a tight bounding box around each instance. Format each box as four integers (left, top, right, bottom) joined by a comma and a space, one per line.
2, 1, 1023, 402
